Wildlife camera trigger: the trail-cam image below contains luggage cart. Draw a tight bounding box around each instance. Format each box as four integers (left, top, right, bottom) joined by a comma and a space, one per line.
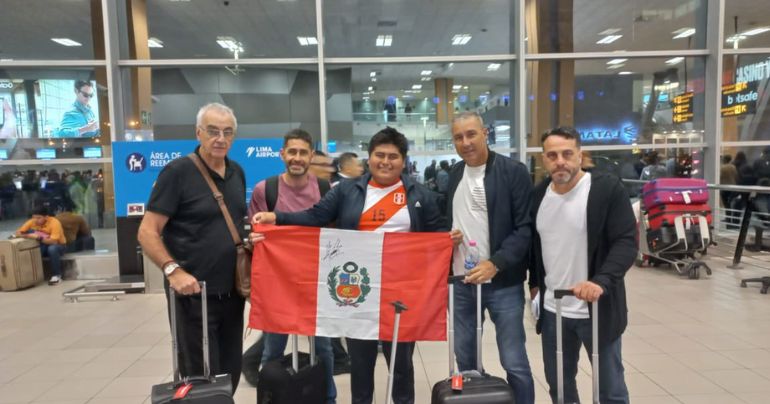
637, 211, 713, 279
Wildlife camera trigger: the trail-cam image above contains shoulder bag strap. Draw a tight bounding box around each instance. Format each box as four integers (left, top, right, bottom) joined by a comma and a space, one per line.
188, 153, 242, 247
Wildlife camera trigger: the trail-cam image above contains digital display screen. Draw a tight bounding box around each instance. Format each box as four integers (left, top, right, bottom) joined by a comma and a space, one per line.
36, 148, 56, 159
0, 149, 7, 160
83, 146, 102, 158
0, 79, 100, 139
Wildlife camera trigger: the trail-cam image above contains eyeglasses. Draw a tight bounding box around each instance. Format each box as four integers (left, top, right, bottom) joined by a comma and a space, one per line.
200, 126, 235, 138
79, 91, 94, 98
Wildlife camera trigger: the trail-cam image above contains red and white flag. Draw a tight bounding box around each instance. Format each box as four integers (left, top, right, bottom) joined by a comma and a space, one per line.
248, 225, 452, 341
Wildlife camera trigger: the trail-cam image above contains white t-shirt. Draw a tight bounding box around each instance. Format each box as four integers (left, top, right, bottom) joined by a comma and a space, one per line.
451, 164, 490, 276
537, 172, 592, 319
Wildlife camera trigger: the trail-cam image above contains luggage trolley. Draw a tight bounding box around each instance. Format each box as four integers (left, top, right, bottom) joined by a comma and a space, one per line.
637, 208, 713, 279
636, 178, 714, 279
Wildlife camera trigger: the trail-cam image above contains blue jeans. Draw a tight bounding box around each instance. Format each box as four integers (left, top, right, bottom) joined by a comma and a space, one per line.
40, 244, 65, 277
453, 281, 535, 404
261, 332, 337, 403
540, 310, 629, 404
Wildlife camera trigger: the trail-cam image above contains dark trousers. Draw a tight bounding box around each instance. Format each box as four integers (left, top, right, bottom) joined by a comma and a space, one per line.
347, 338, 415, 404
40, 244, 65, 277
167, 291, 245, 393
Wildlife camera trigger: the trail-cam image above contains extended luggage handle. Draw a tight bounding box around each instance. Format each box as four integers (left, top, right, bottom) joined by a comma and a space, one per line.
446, 275, 484, 377
385, 300, 408, 404
288, 334, 318, 374
169, 281, 210, 384
554, 289, 599, 404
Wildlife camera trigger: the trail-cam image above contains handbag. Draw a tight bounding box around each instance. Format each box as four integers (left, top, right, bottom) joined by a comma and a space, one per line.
188, 153, 251, 298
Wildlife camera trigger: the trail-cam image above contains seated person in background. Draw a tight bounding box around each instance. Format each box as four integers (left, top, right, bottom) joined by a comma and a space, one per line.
56, 199, 95, 252
15, 206, 67, 284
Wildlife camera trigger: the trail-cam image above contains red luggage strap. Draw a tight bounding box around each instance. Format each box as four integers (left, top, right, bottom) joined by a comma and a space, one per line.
173, 383, 193, 400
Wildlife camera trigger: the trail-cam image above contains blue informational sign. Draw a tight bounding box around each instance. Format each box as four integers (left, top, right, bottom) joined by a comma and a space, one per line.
575, 121, 639, 145
113, 138, 285, 218
327, 140, 337, 153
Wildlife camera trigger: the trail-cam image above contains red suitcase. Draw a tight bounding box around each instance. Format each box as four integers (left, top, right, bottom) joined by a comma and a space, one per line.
642, 178, 708, 209
646, 203, 712, 230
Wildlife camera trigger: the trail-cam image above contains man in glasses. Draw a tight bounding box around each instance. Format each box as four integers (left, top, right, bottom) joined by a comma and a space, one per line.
139, 103, 247, 392
54, 80, 100, 138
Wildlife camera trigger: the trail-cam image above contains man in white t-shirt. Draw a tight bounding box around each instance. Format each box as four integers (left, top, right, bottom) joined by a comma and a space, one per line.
529, 126, 636, 404
446, 112, 535, 403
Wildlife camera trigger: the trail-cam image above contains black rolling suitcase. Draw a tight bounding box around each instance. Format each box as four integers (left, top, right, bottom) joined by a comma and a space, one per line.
151, 282, 234, 403
554, 289, 600, 404
431, 276, 516, 403
257, 334, 327, 403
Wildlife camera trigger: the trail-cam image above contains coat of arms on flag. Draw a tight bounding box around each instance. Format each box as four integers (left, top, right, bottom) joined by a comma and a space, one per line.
328, 261, 371, 307
248, 225, 453, 341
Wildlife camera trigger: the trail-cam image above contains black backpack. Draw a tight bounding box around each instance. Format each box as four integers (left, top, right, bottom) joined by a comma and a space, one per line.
264, 175, 331, 211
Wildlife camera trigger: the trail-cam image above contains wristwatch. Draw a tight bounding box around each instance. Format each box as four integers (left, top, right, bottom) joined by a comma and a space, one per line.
162, 262, 180, 277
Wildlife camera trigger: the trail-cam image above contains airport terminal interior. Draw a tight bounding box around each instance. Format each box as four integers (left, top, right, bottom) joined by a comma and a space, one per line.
1, 0, 770, 403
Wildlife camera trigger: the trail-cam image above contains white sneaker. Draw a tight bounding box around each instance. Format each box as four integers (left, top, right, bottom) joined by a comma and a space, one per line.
48, 275, 61, 285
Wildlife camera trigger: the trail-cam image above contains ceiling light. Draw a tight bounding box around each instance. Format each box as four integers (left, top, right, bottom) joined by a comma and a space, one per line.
51, 38, 82, 47
596, 35, 622, 44
451, 34, 472, 45
421, 77, 431, 81
370, 72, 377, 77
487, 63, 502, 71
672, 28, 696, 39
726, 34, 746, 43
743, 27, 770, 36
665, 57, 684, 65
297, 36, 318, 46
371, 78, 377, 82
148, 37, 164, 48
421, 70, 432, 76
376, 35, 393, 47
452, 85, 462, 90
607, 58, 628, 65
412, 84, 422, 90
618, 71, 634, 75
607, 64, 625, 70
598, 28, 621, 35
368, 86, 373, 91
217, 36, 243, 53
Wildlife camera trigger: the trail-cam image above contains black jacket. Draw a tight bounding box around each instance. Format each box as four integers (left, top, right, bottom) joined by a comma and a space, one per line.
529, 171, 637, 344
276, 173, 448, 232
446, 151, 533, 287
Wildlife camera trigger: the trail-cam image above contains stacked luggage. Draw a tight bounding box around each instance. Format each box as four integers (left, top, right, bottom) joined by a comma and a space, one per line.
638, 178, 713, 279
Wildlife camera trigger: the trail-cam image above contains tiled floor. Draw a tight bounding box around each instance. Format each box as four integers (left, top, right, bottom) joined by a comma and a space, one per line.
1, 236, 769, 403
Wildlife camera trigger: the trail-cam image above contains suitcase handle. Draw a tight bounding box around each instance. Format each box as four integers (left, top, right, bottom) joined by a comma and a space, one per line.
554, 289, 599, 404
169, 282, 210, 383
446, 275, 484, 377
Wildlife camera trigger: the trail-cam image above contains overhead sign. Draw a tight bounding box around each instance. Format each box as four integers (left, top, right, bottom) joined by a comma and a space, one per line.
672, 92, 694, 124
736, 60, 770, 84
721, 82, 758, 117
576, 121, 638, 145
112, 138, 284, 217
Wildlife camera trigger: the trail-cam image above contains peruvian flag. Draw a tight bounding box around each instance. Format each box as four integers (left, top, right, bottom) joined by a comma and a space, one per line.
248, 225, 453, 341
